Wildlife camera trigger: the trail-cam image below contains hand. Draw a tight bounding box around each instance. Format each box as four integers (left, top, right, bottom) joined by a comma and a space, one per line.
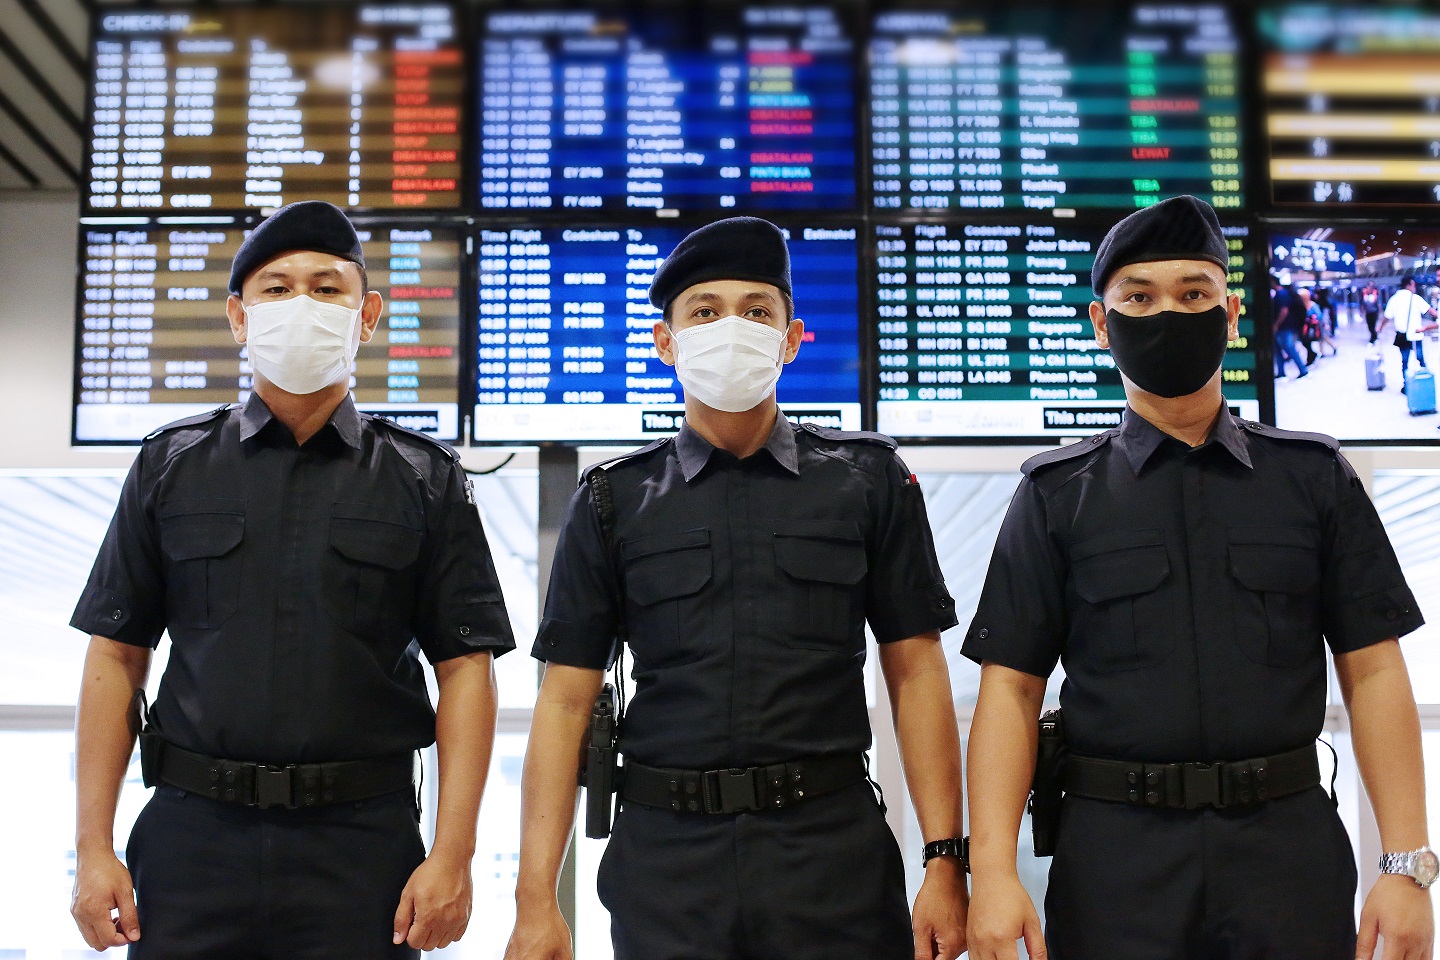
911, 858, 968, 960
393, 851, 473, 951
966, 873, 1046, 960
502, 902, 574, 960
1356, 875, 1434, 960
71, 849, 140, 951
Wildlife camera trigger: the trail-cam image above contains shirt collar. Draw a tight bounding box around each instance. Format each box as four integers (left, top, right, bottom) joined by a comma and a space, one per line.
675, 413, 800, 482
238, 392, 363, 450
1117, 403, 1253, 475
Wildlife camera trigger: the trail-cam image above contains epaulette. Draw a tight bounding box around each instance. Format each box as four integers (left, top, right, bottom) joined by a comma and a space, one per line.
1237, 419, 1340, 452
1021, 432, 1112, 477
365, 413, 460, 462
143, 404, 233, 442
797, 422, 898, 450
581, 436, 672, 485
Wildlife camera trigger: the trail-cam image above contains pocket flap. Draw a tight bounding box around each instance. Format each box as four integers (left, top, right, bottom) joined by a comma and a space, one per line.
1227, 527, 1319, 594
159, 500, 245, 561
330, 503, 424, 569
1072, 544, 1169, 603
622, 529, 712, 606
774, 521, 867, 586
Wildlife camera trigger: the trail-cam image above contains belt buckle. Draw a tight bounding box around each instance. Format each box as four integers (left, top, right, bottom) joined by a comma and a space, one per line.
710, 768, 760, 814
1181, 763, 1223, 810
255, 765, 297, 809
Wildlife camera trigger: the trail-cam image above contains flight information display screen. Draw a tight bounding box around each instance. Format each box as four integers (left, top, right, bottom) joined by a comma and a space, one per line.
1260, 4, 1440, 207
477, 6, 856, 213
85, 4, 464, 213
872, 219, 1259, 439
868, 3, 1244, 213
74, 224, 463, 443
473, 223, 861, 442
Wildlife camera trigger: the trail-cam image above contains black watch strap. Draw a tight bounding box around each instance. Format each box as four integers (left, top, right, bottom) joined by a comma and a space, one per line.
922, 836, 969, 871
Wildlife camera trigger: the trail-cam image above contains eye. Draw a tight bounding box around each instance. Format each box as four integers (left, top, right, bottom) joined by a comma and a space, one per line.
262, 285, 288, 295
1124, 291, 1150, 304
314, 286, 341, 295
746, 306, 771, 319
693, 307, 717, 319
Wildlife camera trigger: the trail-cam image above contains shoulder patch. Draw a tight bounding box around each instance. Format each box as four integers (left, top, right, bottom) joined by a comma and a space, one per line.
1021, 432, 1112, 477
143, 404, 233, 442
365, 414, 460, 462
1238, 419, 1340, 453
581, 436, 672, 485
798, 422, 898, 450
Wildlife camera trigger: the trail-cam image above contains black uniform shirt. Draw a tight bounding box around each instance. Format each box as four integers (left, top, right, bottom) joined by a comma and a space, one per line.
71, 394, 514, 764
534, 417, 958, 770
963, 407, 1423, 763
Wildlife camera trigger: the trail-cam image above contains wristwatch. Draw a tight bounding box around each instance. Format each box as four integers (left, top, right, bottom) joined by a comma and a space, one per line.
922, 836, 969, 871
1378, 846, 1440, 889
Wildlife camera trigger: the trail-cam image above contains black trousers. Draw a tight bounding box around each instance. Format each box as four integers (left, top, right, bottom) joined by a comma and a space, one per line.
598, 781, 912, 960
126, 785, 426, 959
1045, 787, 1358, 960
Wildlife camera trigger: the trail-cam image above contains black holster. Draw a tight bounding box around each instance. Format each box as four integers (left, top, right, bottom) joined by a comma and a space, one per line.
580, 683, 621, 838
1029, 708, 1066, 857
133, 689, 165, 789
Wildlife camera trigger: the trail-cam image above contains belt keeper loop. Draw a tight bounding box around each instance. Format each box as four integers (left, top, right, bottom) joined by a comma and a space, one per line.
1163, 764, 1184, 807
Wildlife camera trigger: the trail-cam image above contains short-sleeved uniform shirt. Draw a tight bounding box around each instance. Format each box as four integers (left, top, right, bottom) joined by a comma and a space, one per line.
963, 407, 1423, 763
71, 394, 515, 765
535, 417, 958, 770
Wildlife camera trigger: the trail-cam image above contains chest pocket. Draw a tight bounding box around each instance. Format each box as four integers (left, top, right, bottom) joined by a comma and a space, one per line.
159, 499, 246, 630
1069, 529, 1172, 673
324, 502, 425, 643
1228, 527, 1322, 667
621, 528, 712, 668
774, 519, 868, 651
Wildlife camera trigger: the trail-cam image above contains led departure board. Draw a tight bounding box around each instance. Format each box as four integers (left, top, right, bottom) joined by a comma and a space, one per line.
1261, 4, 1440, 207
473, 223, 861, 442
868, 4, 1244, 213
85, 5, 464, 213
478, 6, 856, 214
872, 220, 1259, 439
74, 224, 463, 443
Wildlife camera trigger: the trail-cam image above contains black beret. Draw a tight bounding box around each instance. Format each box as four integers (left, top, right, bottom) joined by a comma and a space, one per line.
648, 217, 791, 311
1090, 194, 1228, 296
228, 200, 365, 294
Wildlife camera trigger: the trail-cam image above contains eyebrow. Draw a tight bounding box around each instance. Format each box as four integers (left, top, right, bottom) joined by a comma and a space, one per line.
680, 290, 780, 307
1114, 272, 1221, 289
253, 267, 346, 284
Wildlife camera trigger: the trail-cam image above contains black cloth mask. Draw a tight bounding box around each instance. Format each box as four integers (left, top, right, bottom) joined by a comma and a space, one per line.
1104, 305, 1229, 398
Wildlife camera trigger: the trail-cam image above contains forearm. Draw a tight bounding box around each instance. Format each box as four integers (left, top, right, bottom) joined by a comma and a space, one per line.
513, 667, 602, 909
1345, 648, 1428, 851
882, 637, 964, 843
966, 665, 1044, 880
430, 652, 499, 862
75, 636, 150, 856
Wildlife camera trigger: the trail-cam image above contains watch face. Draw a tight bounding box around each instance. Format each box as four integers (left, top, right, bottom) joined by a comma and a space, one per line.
1415, 849, 1440, 887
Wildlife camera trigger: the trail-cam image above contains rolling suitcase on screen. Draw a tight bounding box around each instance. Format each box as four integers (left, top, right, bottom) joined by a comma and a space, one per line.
1408, 368, 1437, 415
1366, 350, 1386, 390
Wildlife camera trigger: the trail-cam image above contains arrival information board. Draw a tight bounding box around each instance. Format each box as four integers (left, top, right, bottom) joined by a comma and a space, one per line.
868, 3, 1244, 213
473, 223, 861, 442
478, 6, 856, 213
74, 225, 463, 443
872, 220, 1259, 439
85, 5, 463, 212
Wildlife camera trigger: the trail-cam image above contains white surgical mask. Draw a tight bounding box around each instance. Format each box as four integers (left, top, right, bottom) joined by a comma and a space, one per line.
243, 295, 362, 395
673, 315, 786, 412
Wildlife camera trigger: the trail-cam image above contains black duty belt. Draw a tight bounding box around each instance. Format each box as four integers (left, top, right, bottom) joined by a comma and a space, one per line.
621, 753, 868, 815
153, 740, 415, 809
1063, 744, 1320, 811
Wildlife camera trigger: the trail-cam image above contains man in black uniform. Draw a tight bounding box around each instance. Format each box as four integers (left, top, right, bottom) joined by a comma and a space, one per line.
69, 201, 515, 958
964, 195, 1434, 960
503, 217, 968, 960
